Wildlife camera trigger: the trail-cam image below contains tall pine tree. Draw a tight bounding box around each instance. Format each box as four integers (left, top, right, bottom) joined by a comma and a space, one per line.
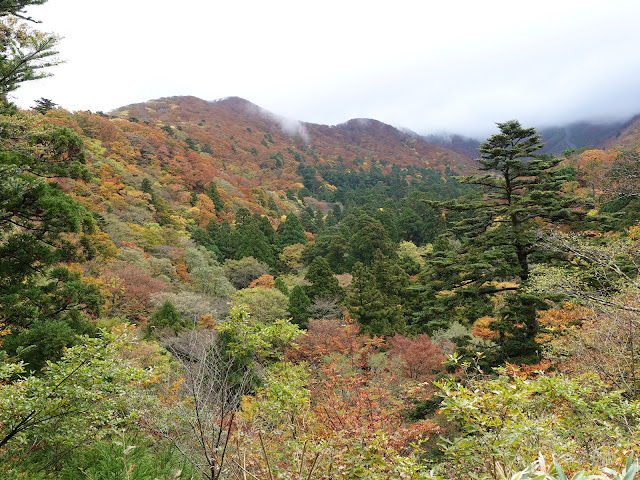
422, 120, 582, 361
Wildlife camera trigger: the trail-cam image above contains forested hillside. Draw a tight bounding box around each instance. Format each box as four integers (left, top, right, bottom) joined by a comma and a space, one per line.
2, 1, 640, 479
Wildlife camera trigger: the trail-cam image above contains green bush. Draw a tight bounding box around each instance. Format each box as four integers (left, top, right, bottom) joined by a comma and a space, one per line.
435, 371, 640, 479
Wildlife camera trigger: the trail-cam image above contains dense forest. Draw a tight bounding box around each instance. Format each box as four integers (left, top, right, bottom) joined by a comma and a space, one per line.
2, 1, 640, 479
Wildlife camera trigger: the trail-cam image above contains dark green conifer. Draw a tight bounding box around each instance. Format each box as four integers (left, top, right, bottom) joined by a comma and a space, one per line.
147, 300, 185, 336
348, 216, 394, 266
0, 0, 103, 369
288, 285, 311, 328
304, 257, 343, 301
141, 178, 153, 194
235, 219, 276, 267
422, 120, 584, 361
274, 277, 289, 296
276, 213, 306, 247
205, 181, 224, 213
32, 97, 56, 114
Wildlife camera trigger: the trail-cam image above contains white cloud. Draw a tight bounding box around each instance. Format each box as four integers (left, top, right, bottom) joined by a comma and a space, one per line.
12, 0, 640, 138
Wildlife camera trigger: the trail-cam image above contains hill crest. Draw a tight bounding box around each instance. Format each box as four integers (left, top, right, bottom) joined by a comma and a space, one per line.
111, 95, 476, 174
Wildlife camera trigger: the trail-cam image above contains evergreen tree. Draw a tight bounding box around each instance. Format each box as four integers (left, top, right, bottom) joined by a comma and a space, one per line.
32, 97, 56, 114
0, 1, 59, 101
140, 177, 153, 194
299, 208, 315, 233
347, 255, 409, 336
348, 263, 397, 335
422, 120, 583, 361
235, 207, 251, 224
235, 223, 274, 266
288, 285, 311, 328
301, 232, 347, 273
235, 216, 277, 267
276, 213, 306, 246
205, 181, 224, 213
0, 0, 102, 368
397, 206, 425, 243
348, 216, 395, 267
252, 213, 277, 245
147, 300, 185, 336
209, 220, 236, 260
267, 196, 279, 213
274, 277, 289, 296
304, 257, 343, 301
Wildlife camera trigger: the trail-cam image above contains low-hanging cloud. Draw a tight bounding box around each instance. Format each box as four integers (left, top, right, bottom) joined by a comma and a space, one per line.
12, 1, 640, 140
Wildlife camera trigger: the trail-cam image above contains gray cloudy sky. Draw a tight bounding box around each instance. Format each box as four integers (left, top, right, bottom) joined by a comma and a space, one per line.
12, 0, 640, 138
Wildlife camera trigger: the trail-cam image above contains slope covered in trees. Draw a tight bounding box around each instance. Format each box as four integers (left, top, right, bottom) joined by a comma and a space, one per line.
2, 1, 640, 478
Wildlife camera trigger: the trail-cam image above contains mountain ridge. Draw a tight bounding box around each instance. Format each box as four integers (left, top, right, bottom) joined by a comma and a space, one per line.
110, 95, 477, 176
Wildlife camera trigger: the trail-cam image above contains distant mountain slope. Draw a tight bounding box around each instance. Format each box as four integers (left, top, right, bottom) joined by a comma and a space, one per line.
112, 96, 475, 176
421, 133, 482, 159
423, 117, 640, 158
597, 115, 640, 150
538, 118, 638, 153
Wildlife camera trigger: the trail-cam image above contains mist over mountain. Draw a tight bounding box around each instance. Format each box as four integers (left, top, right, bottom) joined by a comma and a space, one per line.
420, 114, 640, 158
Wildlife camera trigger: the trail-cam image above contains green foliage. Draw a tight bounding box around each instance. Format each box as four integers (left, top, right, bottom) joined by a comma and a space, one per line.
348, 259, 408, 335
273, 276, 289, 296
223, 255, 270, 289
348, 216, 395, 266
288, 284, 311, 328
204, 181, 224, 212
246, 361, 311, 432
528, 230, 640, 397
235, 215, 278, 267
187, 248, 236, 300
140, 177, 152, 194
3, 433, 196, 479
0, 115, 101, 367
147, 300, 186, 335
304, 256, 343, 301
0, 9, 59, 100
32, 96, 56, 114
276, 212, 306, 246
216, 304, 302, 372
421, 121, 583, 360
232, 287, 289, 324
510, 455, 639, 480
0, 328, 151, 469
303, 231, 348, 273
435, 371, 640, 478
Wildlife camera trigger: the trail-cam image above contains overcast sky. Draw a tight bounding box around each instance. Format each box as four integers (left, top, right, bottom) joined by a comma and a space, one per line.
12, 0, 640, 138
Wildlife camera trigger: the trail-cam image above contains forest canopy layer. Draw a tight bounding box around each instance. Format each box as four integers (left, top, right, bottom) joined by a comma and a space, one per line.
2, 2, 640, 479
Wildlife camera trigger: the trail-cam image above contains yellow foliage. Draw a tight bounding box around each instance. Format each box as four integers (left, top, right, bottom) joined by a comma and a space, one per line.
628, 224, 640, 240
472, 316, 500, 340
198, 315, 216, 329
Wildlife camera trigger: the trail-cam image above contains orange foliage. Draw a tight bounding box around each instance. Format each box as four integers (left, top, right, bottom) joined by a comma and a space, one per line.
101, 263, 169, 321
287, 317, 382, 367
247, 274, 274, 289
536, 302, 591, 344
98, 164, 127, 207
190, 194, 217, 227
285, 318, 440, 455
572, 149, 619, 197
503, 360, 555, 379
387, 333, 446, 381
472, 316, 500, 339
311, 362, 440, 454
